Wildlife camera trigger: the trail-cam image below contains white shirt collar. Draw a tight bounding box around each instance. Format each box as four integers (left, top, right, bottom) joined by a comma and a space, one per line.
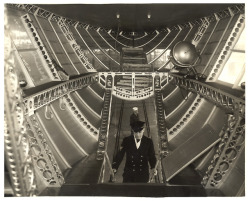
134, 136, 141, 149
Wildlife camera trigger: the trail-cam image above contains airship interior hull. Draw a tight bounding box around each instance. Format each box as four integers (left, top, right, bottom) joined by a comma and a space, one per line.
4, 3, 245, 197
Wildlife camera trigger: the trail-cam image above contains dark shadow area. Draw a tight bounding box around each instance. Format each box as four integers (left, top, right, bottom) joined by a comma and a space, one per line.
57, 183, 207, 197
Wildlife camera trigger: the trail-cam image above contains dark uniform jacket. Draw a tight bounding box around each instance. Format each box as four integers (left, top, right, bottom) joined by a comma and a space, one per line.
112, 135, 156, 183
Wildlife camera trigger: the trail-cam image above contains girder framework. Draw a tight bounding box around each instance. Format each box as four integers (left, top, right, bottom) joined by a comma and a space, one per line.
4, 3, 245, 196
202, 115, 245, 191
5, 16, 37, 196
23, 73, 98, 116
172, 74, 245, 118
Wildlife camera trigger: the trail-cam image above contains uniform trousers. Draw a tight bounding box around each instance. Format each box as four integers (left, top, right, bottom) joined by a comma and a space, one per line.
123, 170, 149, 183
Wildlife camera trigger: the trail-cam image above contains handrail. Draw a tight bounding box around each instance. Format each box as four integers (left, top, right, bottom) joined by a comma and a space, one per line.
113, 100, 125, 159
142, 100, 151, 137
98, 72, 168, 101
104, 152, 115, 181
96, 90, 113, 160
154, 90, 169, 156
171, 74, 245, 117
23, 73, 98, 116
113, 86, 154, 101
148, 159, 160, 183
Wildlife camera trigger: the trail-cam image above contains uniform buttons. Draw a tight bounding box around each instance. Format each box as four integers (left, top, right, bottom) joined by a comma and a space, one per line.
141, 155, 143, 157
141, 160, 142, 162
133, 169, 135, 171
132, 161, 134, 163
140, 169, 142, 171
140, 165, 142, 166
133, 165, 135, 166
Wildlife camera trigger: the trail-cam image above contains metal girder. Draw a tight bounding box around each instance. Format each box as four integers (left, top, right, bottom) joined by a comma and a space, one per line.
23, 73, 99, 116
172, 74, 245, 118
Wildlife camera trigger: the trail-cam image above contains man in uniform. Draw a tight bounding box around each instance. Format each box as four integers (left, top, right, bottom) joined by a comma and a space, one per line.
112, 121, 157, 183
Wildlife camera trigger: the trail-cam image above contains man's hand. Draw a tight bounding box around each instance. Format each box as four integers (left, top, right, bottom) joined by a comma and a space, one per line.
110, 169, 117, 182
148, 169, 158, 183
112, 169, 117, 174
150, 168, 157, 176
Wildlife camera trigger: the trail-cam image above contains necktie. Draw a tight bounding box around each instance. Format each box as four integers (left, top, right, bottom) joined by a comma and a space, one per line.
136, 139, 140, 143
